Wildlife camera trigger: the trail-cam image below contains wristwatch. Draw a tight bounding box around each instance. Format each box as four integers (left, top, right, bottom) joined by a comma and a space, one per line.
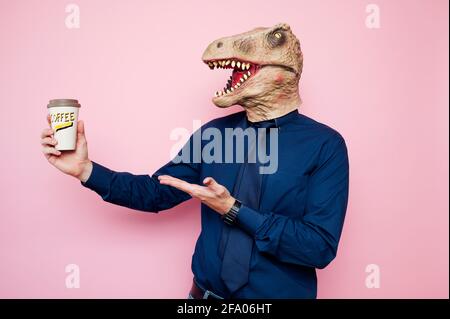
222, 199, 242, 226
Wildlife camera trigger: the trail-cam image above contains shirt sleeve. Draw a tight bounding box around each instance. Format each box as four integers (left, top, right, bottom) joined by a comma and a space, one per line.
236, 133, 349, 269
81, 135, 201, 213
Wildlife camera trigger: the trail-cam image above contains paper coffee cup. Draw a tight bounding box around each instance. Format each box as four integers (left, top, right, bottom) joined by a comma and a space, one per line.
47, 99, 81, 151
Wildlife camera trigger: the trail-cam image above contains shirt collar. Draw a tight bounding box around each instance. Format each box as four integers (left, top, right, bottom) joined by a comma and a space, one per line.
246, 109, 298, 129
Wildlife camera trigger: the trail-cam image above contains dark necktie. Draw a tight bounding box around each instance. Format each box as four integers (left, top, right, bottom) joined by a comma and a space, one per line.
220, 120, 277, 294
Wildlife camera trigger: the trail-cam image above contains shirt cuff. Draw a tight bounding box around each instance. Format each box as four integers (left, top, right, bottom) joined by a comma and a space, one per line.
236, 204, 267, 236
81, 161, 113, 196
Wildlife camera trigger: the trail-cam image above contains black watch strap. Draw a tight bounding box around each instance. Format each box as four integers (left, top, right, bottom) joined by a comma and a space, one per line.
222, 199, 242, 226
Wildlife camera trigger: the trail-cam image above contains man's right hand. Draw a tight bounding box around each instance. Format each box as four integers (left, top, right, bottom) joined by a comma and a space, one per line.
41, 115, 93, 182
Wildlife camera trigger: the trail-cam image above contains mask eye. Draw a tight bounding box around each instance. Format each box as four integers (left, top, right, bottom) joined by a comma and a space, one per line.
268, 30, 286, 47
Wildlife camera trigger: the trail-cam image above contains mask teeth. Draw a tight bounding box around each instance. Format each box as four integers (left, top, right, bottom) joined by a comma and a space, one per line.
208, 59, 251, 71
208, 59, 254, 97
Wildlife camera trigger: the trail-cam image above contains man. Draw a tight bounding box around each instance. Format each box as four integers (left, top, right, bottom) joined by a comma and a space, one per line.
40, 23, 349, 299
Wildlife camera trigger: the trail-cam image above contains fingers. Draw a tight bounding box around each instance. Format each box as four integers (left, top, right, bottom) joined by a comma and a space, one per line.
158, 175, 204, 196
158, 175, 193, 193
158, 175, 227, 202
41, 125, 59, 158
203, 177, 222, 192
42, 146, 61, 156
76, 121, 88, 146
41, 136, 58, 147
77, 120, 85, 136
203, 177, 214, 185
158, 175, 186, 184
40, 128, 54, 139
47, 114, 51, 126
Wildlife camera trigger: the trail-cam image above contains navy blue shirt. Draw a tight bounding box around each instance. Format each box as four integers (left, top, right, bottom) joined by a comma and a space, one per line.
82, 110, 349, 298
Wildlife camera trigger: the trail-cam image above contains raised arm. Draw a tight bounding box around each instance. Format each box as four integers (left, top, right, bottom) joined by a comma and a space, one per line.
41, 117, 200, 213
82, 158, 199, 212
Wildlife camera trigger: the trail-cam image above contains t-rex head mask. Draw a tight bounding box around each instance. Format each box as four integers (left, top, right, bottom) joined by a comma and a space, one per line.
202, 23, 303, 115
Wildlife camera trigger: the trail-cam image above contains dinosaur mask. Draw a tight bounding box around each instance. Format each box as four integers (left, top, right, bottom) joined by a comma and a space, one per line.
202, 23, 303, 111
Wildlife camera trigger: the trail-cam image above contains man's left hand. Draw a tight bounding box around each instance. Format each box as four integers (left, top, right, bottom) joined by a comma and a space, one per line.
158, 175, 235, 215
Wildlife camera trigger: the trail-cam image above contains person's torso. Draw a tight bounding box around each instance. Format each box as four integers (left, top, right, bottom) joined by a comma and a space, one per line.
190, 110, 338, 298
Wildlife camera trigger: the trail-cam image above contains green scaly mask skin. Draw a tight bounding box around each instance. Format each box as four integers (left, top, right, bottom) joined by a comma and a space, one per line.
202, 23, 303, 122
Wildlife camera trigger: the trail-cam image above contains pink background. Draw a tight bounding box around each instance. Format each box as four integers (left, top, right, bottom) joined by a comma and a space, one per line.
0, 0, 448, 298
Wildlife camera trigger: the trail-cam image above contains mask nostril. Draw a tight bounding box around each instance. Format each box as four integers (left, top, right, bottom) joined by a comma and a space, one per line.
216, 41, 223, 48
